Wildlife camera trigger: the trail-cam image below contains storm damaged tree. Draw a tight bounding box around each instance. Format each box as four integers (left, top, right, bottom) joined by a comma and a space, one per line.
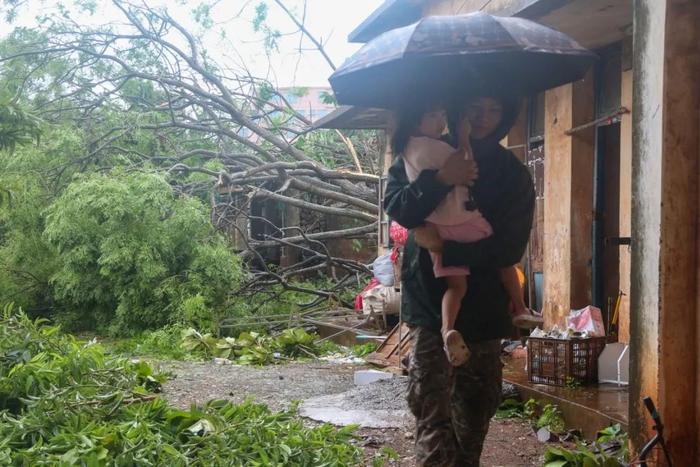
0, 0, 381, 312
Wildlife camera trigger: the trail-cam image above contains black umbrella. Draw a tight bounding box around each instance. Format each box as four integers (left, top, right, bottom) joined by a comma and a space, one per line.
329, 12, 597, 108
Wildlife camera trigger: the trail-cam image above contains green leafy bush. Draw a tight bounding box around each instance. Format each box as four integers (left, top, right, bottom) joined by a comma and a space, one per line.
543, 424, 629, 467
106, 324, 192, 360
0, 306, 365, 465
43, 170, 244, 334
536, 403, 566, 434
495, 398, 526, 419
182, 327, 322, 365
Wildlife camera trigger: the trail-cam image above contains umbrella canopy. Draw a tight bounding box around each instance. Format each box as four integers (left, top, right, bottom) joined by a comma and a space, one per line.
329, 12, 597, 108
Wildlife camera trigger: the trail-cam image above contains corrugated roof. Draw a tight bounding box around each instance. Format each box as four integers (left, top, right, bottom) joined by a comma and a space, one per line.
312, 106, 392, 130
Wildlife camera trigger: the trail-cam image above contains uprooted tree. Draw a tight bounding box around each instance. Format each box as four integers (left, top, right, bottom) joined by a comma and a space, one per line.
0, 0, 382, 326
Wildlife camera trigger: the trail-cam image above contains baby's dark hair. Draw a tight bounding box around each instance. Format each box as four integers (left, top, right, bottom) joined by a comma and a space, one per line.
391, 94, 446, 157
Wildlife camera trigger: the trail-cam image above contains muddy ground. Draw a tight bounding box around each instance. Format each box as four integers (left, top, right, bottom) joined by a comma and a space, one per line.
160, 360, 554, 466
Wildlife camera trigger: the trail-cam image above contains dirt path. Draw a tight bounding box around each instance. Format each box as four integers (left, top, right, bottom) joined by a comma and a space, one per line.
160, 361, 551, 466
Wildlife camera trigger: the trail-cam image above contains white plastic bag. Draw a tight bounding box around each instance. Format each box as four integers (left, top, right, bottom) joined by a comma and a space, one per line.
361, 285, 400, 315
566, 305, 606, 337
372, 253, 395, 286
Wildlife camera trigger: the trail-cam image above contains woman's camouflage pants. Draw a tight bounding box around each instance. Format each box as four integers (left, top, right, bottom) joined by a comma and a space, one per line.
406, 326, 503, 467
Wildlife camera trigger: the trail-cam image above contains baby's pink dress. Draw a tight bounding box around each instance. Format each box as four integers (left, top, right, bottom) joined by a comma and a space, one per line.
403, 136, 493, 277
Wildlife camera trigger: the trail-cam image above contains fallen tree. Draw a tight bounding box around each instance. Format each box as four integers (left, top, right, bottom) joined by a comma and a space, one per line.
1, 0, 382, 315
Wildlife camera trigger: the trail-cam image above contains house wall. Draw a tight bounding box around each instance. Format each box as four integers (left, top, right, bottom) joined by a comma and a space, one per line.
630, 0, 700, 463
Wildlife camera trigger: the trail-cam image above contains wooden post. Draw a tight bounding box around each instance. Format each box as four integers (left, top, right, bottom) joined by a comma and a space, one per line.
617, 69, 633, 343
542, 72, 595, 329
630, 0, 700, 463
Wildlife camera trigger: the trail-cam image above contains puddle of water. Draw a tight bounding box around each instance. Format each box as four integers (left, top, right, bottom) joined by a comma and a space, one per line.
301, 393, 411, 428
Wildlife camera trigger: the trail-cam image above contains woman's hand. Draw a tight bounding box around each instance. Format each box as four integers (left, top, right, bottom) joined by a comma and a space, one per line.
413, 224, 443, 253
436, 151, 479, 187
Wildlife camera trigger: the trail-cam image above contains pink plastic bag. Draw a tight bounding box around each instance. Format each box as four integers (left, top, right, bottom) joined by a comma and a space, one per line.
566, 306, 606, 336
389, 221, 408, 246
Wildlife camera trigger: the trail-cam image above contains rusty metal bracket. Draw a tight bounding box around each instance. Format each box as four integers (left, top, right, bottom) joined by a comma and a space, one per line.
565, 107, 630, 135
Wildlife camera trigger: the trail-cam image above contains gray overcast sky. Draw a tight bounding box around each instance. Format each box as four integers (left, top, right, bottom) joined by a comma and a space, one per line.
236, 0, 385, 87
5, 0, 385, 88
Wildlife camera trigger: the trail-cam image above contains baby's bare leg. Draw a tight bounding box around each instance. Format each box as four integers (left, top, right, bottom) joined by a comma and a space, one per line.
500, 266, 527, 315
442, 275, 468, 336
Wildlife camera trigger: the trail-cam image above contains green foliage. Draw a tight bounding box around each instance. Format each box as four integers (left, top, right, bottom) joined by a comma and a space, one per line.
43, 170, 243, 334
524, 398, 538, 419
536, 403, 566, 434
252, 2, 269, 31
252, 2, 281, 52
372, 447, 400, 467
495, 398, 565, 434
0, 1, 377, 339
566, 376, 583, 388
543, 446, 622, 467
0, 101, 42, 152
350, 342, 379, 357
181, 327, 321, 365
0, 303, 164, 417
494, 398, 538, 420
230, 279, 356, 326
293, 128, 381, 172
0, 125, 92, 314
105, 324, 193, 361
0, 305, 364, 465
192, 2, 214, 28
494, 398, 526, 419
543, 424, 629, 467
320, 90, 338, 106
596, 424, 628, 447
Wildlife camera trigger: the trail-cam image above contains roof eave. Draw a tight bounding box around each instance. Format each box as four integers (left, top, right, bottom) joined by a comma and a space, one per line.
348, 0, 422, 43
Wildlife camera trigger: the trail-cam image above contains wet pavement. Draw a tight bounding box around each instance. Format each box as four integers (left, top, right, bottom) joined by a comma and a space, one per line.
300, 377, 412, 428
504, 354, 628, 438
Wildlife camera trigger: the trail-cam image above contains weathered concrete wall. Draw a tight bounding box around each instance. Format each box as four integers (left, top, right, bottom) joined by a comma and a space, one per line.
697, 75, 700, 453
630, 0, 700, 463
630, 0, 664, 451
542, 75, 594, 329
657, 1, 700, 462
617, 69, 633, 344
697, 68, 700, 453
